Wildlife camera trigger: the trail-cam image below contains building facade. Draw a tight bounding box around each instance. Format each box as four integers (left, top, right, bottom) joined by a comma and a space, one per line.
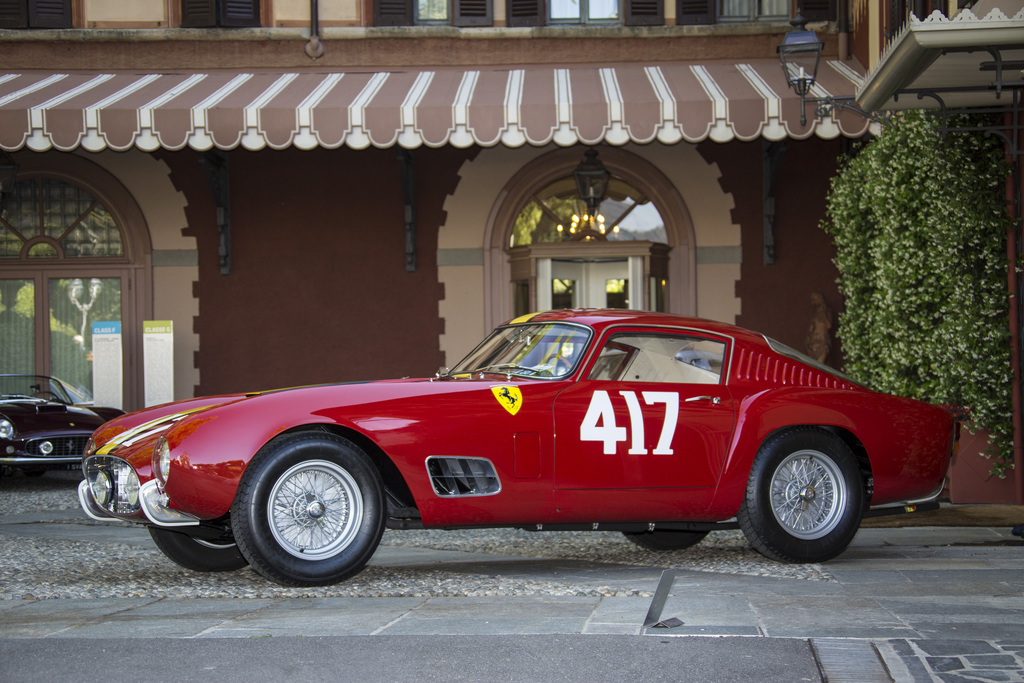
2, 0, 936, 411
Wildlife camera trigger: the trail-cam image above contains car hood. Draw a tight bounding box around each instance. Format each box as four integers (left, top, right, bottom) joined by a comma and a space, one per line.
90, 375, 522, 461
0, 400, 109, 436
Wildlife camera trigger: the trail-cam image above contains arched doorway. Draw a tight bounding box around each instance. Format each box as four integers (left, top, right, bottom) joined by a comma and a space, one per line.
0, 154, 151, 409
486, 146, 695, 325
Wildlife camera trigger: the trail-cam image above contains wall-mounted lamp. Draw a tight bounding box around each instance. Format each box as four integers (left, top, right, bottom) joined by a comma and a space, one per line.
0, 151, 18, 214
778, 13, 873, 125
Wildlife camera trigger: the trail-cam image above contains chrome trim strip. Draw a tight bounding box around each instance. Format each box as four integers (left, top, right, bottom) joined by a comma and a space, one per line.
77, 479, 117, 522
1, 456, 80, 464
870, 481, 945, 510
139, 479, 200, 527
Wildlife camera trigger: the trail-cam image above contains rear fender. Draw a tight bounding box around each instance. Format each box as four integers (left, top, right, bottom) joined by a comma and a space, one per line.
706, 388, 864, 518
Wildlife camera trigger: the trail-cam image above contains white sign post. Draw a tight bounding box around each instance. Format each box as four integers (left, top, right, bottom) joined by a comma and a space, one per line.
91, 321, 123, 410
144, 320, 174, 407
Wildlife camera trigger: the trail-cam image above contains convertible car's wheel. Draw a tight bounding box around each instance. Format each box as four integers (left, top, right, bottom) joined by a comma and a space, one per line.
623, 529, 708, 551
737, 428, 865, 564
231, 431, 385, 587
148, 527, 248, 572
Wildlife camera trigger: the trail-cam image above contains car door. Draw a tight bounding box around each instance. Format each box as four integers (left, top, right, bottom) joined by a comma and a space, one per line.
553, 329, 735, 490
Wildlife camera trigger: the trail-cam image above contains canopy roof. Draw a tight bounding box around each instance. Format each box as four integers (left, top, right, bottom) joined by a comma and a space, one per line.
856, 2, 1024, 112
0, 59, 870, 153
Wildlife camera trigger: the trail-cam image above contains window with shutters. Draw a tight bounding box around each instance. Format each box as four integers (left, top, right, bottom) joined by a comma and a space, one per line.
374, 0, 492, 25
677, 0, 834, 24
507, 0, 662, 25
717, 0, 786, 21
550, 0, 620, 24
181, 0, 260, 27
0, 0, 72, 29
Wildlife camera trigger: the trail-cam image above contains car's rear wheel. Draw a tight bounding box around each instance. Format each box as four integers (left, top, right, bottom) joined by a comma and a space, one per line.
737, 428, 865, 563
623, 529, 708, 551
149, 526, 249, 572
231, 431, 385, 587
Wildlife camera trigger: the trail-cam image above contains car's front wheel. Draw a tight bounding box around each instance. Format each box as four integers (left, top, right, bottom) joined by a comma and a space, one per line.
231, 431, 385, 586
148, 527, 248, 572
737, 428, 865, 563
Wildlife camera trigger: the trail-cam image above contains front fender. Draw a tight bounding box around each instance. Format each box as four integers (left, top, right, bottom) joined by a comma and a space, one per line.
161, 393, 365, 519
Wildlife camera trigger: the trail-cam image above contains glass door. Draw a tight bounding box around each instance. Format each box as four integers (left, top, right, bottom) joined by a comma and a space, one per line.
48, 277, 122, 399
537, 257, 642, 311
0, 279, 35, 374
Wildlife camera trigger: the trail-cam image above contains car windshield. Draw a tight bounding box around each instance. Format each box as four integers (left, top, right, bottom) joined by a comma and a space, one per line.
0, 375, 81, 404
452, 323, 591, 379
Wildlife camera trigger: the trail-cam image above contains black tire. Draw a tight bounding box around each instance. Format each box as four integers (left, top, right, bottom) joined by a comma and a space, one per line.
623, 530, 708, 551
230, 431, 385, 587
737, 428, 865, 563
148, 527, 248, 572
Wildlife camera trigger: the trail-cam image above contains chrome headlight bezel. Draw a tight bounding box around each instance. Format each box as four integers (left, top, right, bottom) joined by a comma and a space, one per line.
83, 455, 142, 516
153, 436, 171, 489
0, 418, 14, 441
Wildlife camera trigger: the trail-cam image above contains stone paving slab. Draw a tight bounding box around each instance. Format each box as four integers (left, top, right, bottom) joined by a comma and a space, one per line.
2, 511, 1023, 681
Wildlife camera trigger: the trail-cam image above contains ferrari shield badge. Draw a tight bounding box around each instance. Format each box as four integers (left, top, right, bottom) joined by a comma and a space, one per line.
491, 386, 523, 416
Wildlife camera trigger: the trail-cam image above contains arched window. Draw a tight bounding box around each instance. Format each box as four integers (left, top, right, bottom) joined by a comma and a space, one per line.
511, 175, 668, 246
0, 160, 150, 410
500, 150, 681, 318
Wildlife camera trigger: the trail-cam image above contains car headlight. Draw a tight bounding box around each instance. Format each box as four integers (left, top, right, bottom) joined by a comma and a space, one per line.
89, 470, 112, 506
0, 419, 14, 440
83, 456, 142, 515
153, 436, 171, 488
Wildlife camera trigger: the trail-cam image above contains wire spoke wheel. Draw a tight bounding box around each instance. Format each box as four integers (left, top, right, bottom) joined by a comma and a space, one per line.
231, 432, 385, 586
268, 459, 363, 560
768, 450, 846, 540
738, 428, 864, 564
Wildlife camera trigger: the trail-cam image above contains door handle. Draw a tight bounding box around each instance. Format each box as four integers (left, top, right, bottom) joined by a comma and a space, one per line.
685, 395, 721, 405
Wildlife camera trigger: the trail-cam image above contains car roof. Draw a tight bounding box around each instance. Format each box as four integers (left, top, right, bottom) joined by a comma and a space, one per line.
506, 309, 764, 344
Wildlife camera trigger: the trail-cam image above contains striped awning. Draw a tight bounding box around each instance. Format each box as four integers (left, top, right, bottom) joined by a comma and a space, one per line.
0, 59, 871, 153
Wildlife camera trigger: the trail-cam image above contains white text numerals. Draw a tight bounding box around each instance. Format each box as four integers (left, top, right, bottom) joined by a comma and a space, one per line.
580, 390, 678, 455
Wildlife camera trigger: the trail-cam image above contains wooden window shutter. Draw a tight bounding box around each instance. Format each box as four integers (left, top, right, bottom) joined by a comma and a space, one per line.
28, 0, 72, 28
801, 0, 835, 21
220, 0, 260, 26
181, 0, 217, 27
0, 0, 28, 29
625, 0, 662, 25
507, 0, 543, 26
454, 0, 491, 26
375, 0, 413, 26
676, 0, 712, 24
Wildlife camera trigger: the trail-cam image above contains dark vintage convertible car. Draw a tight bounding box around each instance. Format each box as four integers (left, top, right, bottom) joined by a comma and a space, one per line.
78, 310, 956, 586
1, 374, 123, 476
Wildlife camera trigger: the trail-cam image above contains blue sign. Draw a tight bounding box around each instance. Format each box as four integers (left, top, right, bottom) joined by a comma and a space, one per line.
92, 321, 122, 335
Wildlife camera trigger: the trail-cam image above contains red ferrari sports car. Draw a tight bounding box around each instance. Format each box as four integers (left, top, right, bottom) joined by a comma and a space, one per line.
79, 309, 955, 586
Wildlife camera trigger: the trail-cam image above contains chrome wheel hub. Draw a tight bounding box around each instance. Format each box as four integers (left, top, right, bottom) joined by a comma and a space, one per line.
267, 459, 363, 560
769, 449, 847, 540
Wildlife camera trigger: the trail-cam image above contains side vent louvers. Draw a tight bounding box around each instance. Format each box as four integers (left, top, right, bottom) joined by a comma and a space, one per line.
426, 457, 501, 497
734, 348, 852, 390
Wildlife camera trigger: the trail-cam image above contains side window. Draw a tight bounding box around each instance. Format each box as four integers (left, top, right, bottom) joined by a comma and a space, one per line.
588, 333, 726, 384
181, 0, 260, 27
375, 0, 492, 26
508, 0, 661, 25
0, 0, 72, 29
676, 0, 834, 25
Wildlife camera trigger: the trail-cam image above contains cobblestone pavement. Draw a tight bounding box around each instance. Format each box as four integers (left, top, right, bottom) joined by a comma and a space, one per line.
2, 471, 1023, 682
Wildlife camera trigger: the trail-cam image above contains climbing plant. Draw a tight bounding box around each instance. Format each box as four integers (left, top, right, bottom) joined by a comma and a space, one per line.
821, 110, 1014, 476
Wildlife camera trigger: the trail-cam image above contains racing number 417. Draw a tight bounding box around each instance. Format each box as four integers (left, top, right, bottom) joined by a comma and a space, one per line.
580, 390, 679, 455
